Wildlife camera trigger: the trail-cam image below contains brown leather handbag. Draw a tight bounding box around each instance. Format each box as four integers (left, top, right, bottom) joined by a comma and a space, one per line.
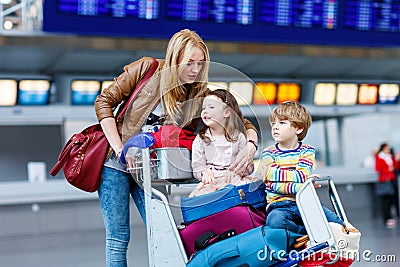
50, 58, 159, 192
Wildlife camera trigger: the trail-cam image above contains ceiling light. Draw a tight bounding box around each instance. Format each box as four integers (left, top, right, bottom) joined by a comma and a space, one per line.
1, 0, 12, 5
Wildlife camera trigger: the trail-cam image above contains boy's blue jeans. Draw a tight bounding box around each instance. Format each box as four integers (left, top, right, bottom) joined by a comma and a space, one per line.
98, 166, 146, 267
266, 200, 343, 235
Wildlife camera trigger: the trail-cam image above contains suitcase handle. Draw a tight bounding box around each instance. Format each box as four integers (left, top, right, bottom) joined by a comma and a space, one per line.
207, 244, 240, 266
195, 229, 236, 251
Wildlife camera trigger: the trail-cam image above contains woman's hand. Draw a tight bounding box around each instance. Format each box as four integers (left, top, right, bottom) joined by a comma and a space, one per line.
121, 146, 140, 172
229, 141, 257, 177
125, 154, 137, 170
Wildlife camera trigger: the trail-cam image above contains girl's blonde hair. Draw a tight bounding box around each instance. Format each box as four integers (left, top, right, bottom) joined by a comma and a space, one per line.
269, 100, 312, 141
199, 89, 246, 144
160, 29, 210, 124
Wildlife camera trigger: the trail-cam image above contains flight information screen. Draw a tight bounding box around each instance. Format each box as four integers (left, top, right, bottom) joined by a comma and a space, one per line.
165, 0, 254, 24
260, 0, 338, 29
343, 0, 400, 32
43, 0, 400, 46
57, 0, 159, 19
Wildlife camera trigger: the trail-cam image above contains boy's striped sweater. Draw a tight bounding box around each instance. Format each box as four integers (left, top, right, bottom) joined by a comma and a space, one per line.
260, 142, 315, 203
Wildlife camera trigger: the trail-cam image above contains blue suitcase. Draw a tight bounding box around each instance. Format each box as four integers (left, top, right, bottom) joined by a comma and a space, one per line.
186, 225, 302, 267
181, 181, 266, 223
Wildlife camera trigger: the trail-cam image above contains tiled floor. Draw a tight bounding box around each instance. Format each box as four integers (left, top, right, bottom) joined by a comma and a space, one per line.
1, 213, 399, 267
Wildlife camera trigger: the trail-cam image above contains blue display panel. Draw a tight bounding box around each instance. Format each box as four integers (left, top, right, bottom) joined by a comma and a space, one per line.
42, 0, 400, 46
260, 0, 338, 29
18, 80, 51, 105
166, 0, 254, 24
344, 1, 400, 32
57, 0, 159, 18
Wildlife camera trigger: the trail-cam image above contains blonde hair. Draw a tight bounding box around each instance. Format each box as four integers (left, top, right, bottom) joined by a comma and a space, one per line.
269, 101, 312, 141
199, 89, 246, 144
160, 29, 210, 124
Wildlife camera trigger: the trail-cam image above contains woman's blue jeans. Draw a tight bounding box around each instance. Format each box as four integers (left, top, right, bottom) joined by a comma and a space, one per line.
98, 166, 146, 267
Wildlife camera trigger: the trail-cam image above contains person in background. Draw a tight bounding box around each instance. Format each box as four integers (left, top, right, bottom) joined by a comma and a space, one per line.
375, 143, 400, 228
94, 29, 258, 267
260, 101, 342, 235
189, 89, 259, 197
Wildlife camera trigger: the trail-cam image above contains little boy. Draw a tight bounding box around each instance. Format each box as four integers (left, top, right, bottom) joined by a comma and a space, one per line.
260, 101, 342, 235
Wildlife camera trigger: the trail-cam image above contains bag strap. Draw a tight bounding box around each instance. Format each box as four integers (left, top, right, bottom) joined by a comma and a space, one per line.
115, 57, 159, 122
49, 136, 77, 175
194, 229, 236, 251
194, 231, 217, 251
50, 124, 99, 176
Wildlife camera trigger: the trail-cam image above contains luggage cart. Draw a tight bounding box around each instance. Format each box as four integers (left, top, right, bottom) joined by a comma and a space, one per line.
131, 148, 343, 267
129, 148, 192, 267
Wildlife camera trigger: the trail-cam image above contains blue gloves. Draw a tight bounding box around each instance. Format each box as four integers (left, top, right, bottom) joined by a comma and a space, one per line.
119, 132, 156, 164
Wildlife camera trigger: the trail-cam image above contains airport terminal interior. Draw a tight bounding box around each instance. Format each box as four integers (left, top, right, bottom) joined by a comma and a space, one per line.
1, 0, 400, 266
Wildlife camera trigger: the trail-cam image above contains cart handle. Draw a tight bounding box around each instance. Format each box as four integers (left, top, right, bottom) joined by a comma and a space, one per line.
306, 176, 349, 225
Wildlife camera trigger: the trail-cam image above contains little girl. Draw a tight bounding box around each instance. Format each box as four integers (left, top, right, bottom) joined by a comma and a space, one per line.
189, 89, 256, 197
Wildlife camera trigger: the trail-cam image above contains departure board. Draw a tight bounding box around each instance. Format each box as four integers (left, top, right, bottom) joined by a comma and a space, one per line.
57, 0, 159, 19
260, 0, 338, 29
43, 0, 400, 46
166, 0, 254, 25
344, 0, 400, 32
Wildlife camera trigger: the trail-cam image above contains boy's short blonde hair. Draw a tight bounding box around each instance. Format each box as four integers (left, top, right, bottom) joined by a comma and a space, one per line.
269, 101, 312, 141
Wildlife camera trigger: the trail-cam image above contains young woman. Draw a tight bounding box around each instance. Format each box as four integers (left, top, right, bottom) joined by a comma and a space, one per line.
189, 89, 258, 197
94, 29, 258, 266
